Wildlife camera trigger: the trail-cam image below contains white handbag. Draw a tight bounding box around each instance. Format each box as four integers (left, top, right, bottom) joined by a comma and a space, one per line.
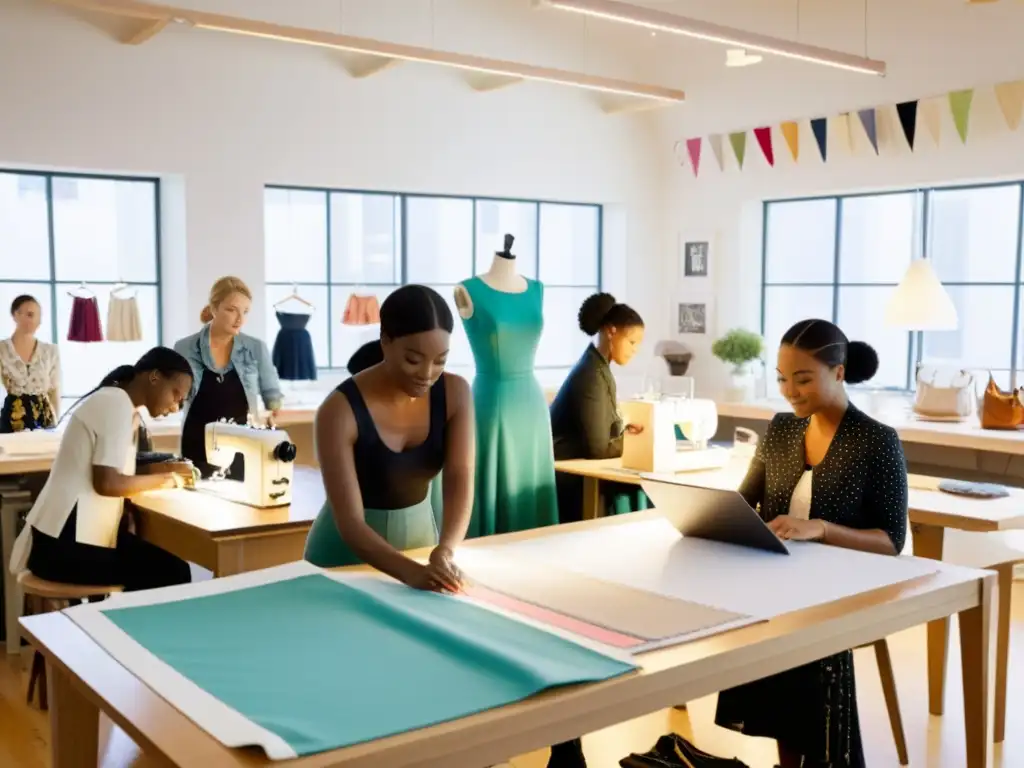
913, 368, 974, 421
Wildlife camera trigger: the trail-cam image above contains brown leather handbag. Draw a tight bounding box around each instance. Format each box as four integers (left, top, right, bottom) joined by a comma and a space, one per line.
980, 376, 1024, 430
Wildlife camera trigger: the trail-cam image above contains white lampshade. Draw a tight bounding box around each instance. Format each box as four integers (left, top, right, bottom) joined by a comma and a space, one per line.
884, 259, 959, 331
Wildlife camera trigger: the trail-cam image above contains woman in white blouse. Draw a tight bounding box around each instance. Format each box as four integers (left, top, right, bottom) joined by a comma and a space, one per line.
0, 295, 61, 433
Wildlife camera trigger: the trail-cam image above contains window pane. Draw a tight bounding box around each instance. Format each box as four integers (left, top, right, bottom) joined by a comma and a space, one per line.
838, 193, 918, 284
406, 198, 473, 284
764, 199, 836, 284
536, 287, 592, 368
475, 200, 537, 279
331, 286, 392, 370
330, 193, 400, 284
53, 178, 157, 283
0, 173, 50, 280
923, 286, 1014, 370
264, 188, 327, 284
264, 284, 329, 372
928, 185, 1021, 283
836, 287, 910, 388
762, 286, 834, 374
538, 204, 598, 286
0, 283, 54, 343
422, 285, 473, 371
56, 285, 159, 397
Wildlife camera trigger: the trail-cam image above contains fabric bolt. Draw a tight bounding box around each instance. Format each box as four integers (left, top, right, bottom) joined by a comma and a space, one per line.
180, 366, 249, 480
304, 375, 447, 566
460, 277, 558, 537
99, 573, 636, 758
714, 403, 908, 767
271, 312, 317, 381
106, 295, 143, 342
67, 296, 104, 342
342, 294, 381, 326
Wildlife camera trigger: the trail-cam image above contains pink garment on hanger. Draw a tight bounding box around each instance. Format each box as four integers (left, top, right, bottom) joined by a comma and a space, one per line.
342, 294, 381, 326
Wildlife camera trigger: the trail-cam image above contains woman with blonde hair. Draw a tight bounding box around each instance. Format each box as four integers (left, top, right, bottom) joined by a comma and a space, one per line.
174, 276, 282, 479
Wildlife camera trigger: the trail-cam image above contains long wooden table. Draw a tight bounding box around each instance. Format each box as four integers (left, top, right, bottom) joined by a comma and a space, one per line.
20, 509, 998, 768
555, 456, 1024, 744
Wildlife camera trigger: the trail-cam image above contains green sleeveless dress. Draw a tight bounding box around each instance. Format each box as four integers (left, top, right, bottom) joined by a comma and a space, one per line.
460, 277, 559, 537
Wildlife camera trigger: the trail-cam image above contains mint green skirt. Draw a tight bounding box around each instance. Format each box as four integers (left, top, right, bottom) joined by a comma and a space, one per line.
304, 490, 440, 568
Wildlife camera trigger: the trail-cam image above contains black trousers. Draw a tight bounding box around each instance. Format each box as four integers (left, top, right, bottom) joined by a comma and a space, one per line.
27, 506, 191, 592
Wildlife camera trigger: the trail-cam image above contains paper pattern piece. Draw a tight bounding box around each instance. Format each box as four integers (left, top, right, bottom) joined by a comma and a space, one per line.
994, 80, 1024, 130
490, 520, 940, 620
753, 126, 774, 166
728, 131, 747, 168
858, 108, 879, 154
780, 121, 799, 162
949, 89, 974, 143
810, 117, 828, 161
896, 100, 918, 149
708, 133, 725, 171
66, 562, 635, 761
686, 137, 703, 176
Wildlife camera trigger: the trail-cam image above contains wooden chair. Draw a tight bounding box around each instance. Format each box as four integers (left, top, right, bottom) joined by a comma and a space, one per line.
18, 572, 122, 710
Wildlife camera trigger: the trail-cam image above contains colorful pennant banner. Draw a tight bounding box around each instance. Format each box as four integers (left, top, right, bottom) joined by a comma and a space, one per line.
674, 77, 1024, 174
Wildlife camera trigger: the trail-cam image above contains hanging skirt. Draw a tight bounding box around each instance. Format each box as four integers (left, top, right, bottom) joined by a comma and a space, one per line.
342, 294, 381, 326
272, 313, 317, 381
67, 296, 103, 342
304, 497, 438, 568
0, 393, 56, 433
107, 295, 143, 342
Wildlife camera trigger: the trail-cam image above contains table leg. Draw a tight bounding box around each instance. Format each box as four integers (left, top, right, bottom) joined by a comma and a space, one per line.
993, 562, 1015, 744
581, 477, 601, 521
911, 523, 947, 715
959, 573, 996, 768
1, 491, 30, 655
48, 661, 100, 768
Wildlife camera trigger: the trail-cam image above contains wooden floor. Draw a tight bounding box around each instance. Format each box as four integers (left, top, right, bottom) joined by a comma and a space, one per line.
2, 588, 1022, 768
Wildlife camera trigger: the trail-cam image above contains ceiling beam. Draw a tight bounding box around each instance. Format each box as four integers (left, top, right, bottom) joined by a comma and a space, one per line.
43, 0, 685, 106
123, 16, 169, 45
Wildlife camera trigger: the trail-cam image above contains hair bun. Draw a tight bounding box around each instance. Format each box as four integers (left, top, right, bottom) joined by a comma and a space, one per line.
845, 341, 879, 385
199, 305, 214, 324
578, 292, 617, 336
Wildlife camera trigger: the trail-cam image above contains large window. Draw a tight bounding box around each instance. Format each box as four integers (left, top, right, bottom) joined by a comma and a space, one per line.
0, 171, 161, 398
264, 187, 602, 372
761, 183, 1024, 390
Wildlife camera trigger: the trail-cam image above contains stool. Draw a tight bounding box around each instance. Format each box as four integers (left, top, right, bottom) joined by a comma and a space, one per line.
18, 572, 122, 710
860, 638, 908, 766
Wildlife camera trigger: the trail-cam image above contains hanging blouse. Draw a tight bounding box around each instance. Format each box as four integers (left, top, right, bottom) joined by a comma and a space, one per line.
0, 338, 61, 408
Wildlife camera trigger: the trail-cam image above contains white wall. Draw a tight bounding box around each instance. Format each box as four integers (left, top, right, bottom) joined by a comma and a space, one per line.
0, 0, 668, 376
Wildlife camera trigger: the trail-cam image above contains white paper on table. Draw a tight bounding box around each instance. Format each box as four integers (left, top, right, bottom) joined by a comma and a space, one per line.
481, 519, 940, 619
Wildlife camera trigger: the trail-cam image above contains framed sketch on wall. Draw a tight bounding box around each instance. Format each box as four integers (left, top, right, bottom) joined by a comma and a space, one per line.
683, 241, 709, 277
678, 302, 708, 335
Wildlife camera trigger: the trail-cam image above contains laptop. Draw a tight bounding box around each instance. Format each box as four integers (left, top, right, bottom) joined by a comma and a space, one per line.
641, 479, 789, 554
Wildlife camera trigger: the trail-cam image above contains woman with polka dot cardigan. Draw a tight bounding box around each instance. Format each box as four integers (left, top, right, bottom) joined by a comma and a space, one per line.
714, 319, 908, 768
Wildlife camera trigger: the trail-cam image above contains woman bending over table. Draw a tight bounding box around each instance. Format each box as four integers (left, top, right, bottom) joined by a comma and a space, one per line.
712, 318, 908, 768
305, 285, 474, 593
9, 347, 195, 592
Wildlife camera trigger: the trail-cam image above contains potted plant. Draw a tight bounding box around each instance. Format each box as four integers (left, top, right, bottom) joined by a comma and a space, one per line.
711, 328, 764, 401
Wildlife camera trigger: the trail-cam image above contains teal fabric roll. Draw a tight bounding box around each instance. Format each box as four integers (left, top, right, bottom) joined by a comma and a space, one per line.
103, 574, 636, 757
304, 497, 438, 567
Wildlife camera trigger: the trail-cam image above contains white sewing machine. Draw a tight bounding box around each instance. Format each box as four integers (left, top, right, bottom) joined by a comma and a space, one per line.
197, 421, 297, 508
621, 396, 730, 474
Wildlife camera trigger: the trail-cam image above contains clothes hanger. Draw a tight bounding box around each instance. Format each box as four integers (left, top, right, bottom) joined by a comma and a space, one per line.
111, 277, 137, 298
274, 283, 315, 312
66, 281, 95, 299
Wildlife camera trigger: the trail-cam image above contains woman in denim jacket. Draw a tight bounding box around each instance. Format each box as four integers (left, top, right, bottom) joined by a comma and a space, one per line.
174, 276, 282, 480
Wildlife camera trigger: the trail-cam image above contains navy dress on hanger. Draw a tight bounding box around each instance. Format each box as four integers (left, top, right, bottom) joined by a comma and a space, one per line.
272, 311, 317, 381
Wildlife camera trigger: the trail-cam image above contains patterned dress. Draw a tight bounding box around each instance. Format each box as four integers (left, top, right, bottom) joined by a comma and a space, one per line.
0, 339, 60, 433
714, 403, 908, 767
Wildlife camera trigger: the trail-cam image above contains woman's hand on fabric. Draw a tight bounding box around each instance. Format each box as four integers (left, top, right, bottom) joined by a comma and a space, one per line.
625, 423, 644, 435
400, 557, 464, 593
767, 515, 826, 542
427, 546, 465, 592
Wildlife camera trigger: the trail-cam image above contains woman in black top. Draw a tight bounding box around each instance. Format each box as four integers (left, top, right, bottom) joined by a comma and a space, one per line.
714, 319, 908, 768
549, 292, 646, 524
304, 285, 474, 593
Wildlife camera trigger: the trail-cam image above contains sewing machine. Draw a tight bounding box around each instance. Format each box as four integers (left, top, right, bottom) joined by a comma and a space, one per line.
196, 421, 297, 508
621, 396, 730, 474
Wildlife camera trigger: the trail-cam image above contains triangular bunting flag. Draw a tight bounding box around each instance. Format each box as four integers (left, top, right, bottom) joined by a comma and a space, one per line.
673, 141, 687, 166
729, 131, 747, 168
994, 80, 1024, 130
753, 127, 774, 166
708, 134, 725, 171
832, 113, 854, 154
857, 108, 879, 154
922, 98, 941, 145
780, 121, 799, 162
948, 89, 974, 143
896, 101, 918, 149
685, 137, 702, 177
810, 117, 828, 162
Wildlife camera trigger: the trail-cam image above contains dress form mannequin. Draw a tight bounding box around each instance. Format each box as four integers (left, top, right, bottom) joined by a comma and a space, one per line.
453, 234, 527, 319
455, 233, 559, 538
